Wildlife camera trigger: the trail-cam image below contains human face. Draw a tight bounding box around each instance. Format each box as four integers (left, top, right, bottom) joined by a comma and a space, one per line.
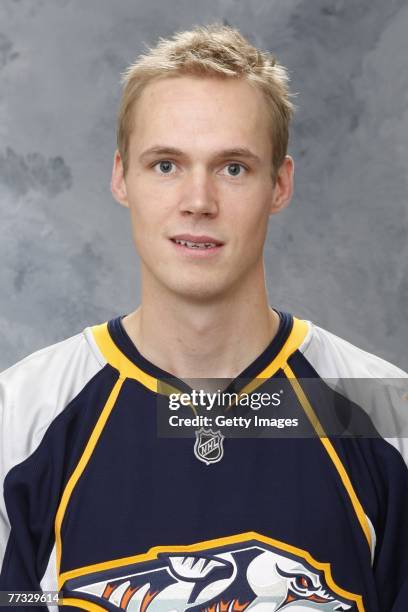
111, 75, 293, 302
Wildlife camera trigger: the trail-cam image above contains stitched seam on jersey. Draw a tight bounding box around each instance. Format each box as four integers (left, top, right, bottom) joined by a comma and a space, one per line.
55, 376, 125, 588
283, 363, 372, 555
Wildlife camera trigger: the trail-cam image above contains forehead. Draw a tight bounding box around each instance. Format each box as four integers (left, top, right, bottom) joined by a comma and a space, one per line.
129, 75, 271, 157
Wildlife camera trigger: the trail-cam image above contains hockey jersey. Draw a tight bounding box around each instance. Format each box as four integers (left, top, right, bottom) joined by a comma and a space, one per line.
0, 310, 408, 611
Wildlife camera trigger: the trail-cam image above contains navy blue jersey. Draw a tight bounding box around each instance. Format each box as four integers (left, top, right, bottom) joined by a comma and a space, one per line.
1, 311, 407, 611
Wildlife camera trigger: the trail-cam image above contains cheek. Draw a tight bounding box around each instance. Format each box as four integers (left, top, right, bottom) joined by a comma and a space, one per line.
127, 186, 168, 229
127, 197, 154, 252
230, 198, 270, 245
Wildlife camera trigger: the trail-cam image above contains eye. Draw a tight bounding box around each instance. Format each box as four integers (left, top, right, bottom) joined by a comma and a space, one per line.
276, 566, 317, 597
294, 575, 312, 591
153, 160, 176, 175
222, 163, 246, 177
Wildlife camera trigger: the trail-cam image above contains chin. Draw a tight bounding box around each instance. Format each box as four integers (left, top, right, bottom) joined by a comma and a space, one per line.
167, 278, 233, 303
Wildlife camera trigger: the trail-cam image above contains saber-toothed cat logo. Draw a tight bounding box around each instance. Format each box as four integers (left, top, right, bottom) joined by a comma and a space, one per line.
62, 533, 363, 611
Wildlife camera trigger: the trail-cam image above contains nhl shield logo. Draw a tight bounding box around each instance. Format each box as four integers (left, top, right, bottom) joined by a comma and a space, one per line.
194, 428, 224, 465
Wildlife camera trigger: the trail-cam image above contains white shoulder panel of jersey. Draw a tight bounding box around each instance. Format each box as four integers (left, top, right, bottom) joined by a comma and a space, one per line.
0, 326, 107, 566
299, 320, 408, 465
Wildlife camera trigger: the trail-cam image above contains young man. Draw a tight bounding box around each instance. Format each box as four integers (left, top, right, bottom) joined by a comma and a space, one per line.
0, 23, 407, 612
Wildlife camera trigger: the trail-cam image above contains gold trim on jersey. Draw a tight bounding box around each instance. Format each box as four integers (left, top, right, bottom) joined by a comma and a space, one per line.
55, 316, 310, 590
91, 321, 158, 391
56, 316, 371, 593
90, 317, 309, 391
55, 376, 125, 582
58, 531, 364, 611
283, 363, 373, 555
226, 317, 309, 407
60, 599, 106, 611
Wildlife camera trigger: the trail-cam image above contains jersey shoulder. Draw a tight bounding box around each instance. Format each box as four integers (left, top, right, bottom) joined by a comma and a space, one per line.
295, 317, 408, 463
0, 324, 107, 472
297, 318, 407, 378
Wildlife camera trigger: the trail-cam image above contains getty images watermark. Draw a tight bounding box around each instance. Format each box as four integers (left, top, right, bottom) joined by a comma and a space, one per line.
167, 387, 298, 430
156, 377, 408, 440
155, 377, 408, 465
168, 388, 283, 411
156, 379, 303, 438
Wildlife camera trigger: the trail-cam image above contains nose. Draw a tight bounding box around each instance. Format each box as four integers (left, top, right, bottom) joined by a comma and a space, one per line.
179, 168, 218, 217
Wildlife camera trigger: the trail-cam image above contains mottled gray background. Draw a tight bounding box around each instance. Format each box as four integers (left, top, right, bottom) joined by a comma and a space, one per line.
0, 0, 407, 371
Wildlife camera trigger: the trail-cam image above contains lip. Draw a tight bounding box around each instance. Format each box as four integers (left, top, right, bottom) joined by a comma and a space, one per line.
169, 234, 224, 257
170, 234, 224, 246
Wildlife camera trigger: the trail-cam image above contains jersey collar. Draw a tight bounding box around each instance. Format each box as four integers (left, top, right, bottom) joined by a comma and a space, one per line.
90, 310, 309, 395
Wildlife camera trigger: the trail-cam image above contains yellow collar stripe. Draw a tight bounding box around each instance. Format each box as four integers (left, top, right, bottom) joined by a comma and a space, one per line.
91, 321, 158, 390
90, 316, 309, 393
235, 317, 309, 398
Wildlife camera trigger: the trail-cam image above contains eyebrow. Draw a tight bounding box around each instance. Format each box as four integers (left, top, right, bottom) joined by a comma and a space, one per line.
138, 145, 261, 164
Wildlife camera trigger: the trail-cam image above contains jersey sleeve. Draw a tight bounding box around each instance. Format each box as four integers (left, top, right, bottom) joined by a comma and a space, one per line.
0, 330, 105, 609
0, 376, 54, 604
368, 438, 408, 610
299, 321, 408, 465
298, 320, 408, 609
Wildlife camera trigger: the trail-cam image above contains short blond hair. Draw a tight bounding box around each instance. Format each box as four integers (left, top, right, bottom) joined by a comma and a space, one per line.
117, 23, 296, 181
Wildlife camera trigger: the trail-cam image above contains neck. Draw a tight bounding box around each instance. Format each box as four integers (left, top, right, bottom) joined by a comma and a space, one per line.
122, 265, 280, 380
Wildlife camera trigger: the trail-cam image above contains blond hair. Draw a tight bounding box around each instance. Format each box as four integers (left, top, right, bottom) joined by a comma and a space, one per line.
117, 23, 296, 181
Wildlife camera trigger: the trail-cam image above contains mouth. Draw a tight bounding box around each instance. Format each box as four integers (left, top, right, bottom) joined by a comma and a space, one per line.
169, 234, 224, 255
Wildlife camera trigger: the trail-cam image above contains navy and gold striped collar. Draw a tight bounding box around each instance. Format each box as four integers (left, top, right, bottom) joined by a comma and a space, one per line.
90, 310, 309, 396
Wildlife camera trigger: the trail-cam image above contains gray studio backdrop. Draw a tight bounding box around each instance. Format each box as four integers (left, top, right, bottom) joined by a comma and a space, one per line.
0, 0, 407, 371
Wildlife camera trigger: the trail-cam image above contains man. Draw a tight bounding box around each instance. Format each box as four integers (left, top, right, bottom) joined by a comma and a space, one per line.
1, 23, 407, 612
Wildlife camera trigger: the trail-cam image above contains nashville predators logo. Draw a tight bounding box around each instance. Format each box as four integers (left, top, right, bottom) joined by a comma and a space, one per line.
62, 533, 362, 611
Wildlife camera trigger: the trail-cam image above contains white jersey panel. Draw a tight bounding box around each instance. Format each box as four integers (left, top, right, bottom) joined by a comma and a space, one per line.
0, 330, 106, 569
299, 321, 408, 464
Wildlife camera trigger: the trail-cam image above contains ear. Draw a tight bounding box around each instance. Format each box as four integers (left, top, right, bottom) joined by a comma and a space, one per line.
111, 150, 129, 208
269, 155, 294, 216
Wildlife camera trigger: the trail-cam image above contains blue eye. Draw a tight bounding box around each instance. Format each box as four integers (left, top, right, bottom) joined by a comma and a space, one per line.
225, 163, 245, 177
155, 160, 175, 174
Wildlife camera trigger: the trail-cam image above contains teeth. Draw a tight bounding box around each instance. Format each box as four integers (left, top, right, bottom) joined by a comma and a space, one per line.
174, 239, 217, 249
